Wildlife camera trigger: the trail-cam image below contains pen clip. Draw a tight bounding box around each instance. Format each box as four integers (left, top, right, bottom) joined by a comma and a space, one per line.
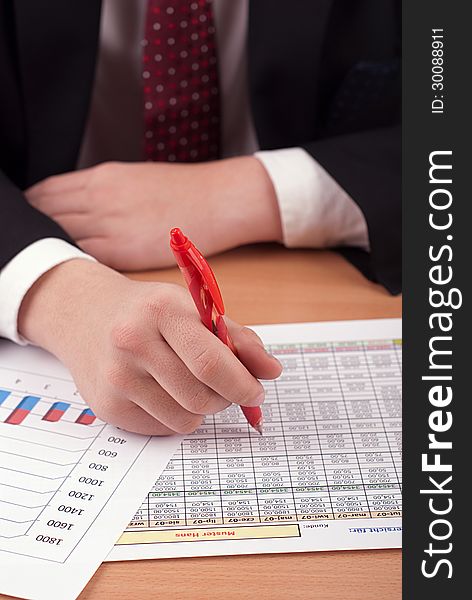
189, 252, 237, 350
186, 243, 225, 318
170, 227, 227, 338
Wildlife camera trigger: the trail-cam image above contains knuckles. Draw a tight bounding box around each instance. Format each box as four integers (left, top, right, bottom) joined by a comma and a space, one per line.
110, 322, 146, 355
103, 363, 135, 394
87, 395, 119, 423
89, 161, 120, 183
39, 175, 62, 194
85, 162, 122, 200
142, 294, 170, 324
172, 413, 203, 434
185, 386, 220, 415
193, 347, 222, 385
109, 284, 191, 354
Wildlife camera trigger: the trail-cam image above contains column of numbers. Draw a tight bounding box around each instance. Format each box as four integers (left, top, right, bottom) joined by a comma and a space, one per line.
253, 375, 297, 522
365, 340, 402, 514
183, 422, 223, 526
147, 450, 186, 527
215, 405, 259, 525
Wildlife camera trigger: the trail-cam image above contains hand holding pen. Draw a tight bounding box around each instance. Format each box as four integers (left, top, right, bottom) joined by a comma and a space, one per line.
170, 228, 282, 433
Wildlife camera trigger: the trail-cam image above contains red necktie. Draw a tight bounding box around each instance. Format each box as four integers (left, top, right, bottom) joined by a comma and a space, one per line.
142, 0, 221, 162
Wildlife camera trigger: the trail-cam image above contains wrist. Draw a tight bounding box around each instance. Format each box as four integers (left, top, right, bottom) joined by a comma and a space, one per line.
243, 156, 283, 244
18, 259, 123, 357
214, 157, 283, 246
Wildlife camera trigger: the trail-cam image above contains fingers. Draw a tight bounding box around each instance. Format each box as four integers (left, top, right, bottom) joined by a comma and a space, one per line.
26, 188, 90, 216
156, 294, 265, 407
92, 396, 176, 436
90, 284, 281, 435
143, 340, 231, 415
50, 213, 99, 240
226, 319, 283, 380
116, 372, 204, 434
26, 170, 92, 200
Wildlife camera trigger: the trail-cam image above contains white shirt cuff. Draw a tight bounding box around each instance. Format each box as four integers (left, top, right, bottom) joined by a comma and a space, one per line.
255, 147, 370, 251
0, 239, 96, 345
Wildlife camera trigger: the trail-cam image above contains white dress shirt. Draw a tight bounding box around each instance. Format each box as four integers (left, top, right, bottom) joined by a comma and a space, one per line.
0, 0, 368, 344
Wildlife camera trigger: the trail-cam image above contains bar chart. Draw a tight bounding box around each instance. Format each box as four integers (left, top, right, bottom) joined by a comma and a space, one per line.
0, 389, 96, 427
0, 340, 180, 600
0, 344, 144, 557
0, 365, 107, 548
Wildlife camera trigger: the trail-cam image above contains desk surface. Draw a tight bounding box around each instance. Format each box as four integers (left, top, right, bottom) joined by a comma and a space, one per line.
3, 246, 402, 600
101, 246, 402, 600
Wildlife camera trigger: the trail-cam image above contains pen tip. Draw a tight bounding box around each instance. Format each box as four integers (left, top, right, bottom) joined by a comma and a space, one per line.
253, 422, 264, 435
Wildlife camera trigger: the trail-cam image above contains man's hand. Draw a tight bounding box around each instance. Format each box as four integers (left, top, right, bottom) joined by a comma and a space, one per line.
25, 158, 283, 271
18, 260, 282, 435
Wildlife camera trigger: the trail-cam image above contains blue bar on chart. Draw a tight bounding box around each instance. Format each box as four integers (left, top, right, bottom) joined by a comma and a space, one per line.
76, 408, 96, 425
5, 395, 41, 425
42, 401, 70, 423
0, 389, 11, 405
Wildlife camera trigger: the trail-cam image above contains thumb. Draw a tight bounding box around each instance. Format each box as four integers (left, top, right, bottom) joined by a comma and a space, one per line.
225, 318, 283, 381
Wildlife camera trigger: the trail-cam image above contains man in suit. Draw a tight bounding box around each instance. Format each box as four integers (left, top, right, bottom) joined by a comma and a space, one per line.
0, 0, 400, 434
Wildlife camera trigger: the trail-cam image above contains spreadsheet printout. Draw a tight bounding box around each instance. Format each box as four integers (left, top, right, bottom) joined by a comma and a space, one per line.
110, 319, 402, 561
0, 342, 181, 600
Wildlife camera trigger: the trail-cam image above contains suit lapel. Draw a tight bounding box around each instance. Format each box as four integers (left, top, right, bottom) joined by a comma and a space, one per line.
248, 0, 333, 149
14, 0, 102, 184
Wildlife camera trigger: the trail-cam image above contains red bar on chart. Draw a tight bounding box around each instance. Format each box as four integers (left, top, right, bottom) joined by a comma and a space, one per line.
5, 396, 41, 425
76, 408, 96, 425
42, 401, 70, 422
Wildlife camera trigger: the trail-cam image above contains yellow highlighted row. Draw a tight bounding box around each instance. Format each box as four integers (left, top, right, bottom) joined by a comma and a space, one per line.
127, 510, 402, 529
117, 524, 300, 545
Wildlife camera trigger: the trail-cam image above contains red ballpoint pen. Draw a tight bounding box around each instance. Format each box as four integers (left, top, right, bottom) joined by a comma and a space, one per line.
169, 227, 264, 434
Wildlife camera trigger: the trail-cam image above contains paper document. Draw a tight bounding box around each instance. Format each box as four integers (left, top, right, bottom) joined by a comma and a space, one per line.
0, 342, 181, 600
110, 319, 402, 561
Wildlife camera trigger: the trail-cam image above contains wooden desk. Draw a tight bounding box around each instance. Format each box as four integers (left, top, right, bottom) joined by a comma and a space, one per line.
3, 246, 402, 600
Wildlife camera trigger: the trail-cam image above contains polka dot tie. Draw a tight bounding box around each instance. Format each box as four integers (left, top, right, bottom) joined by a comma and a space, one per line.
142, 0, 221, 163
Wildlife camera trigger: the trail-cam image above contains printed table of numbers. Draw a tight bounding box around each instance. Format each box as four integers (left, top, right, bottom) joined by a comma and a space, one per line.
127, 336, 402, 531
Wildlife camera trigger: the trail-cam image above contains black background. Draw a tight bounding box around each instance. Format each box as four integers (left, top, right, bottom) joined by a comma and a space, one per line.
403, 1, 470, 597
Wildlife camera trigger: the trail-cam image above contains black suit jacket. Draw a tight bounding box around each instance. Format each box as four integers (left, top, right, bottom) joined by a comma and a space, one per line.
0, 0, 401, 293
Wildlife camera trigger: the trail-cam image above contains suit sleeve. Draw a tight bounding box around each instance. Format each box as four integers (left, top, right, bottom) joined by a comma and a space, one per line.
0, 170, 76, 271
301, 124, 401, 294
